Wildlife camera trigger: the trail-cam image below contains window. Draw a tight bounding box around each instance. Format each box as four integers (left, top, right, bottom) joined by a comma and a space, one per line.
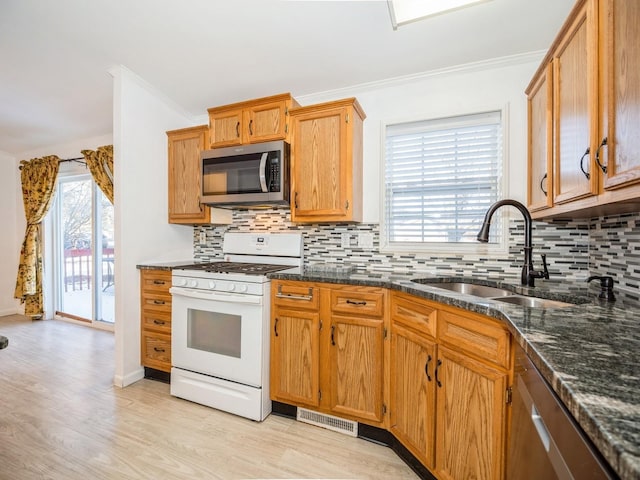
383, 111, 503, 250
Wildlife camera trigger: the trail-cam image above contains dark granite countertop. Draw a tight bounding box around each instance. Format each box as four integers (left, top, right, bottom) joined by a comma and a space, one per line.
269, 269, 640, 480
136, 260, 201, 271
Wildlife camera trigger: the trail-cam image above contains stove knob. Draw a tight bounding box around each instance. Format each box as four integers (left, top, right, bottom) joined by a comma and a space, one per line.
227, 284, 236, 292
237, 284, 248, 293
188, 280, 198, 288
174, 278, 187, 287
208, 281, 216, 289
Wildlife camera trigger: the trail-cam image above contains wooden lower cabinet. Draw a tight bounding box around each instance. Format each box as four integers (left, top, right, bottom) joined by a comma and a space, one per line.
390, 291, 512, 480
271, 284, 513, 479
390, 322, 437, 468
270, 281, 387, 427
140, 269, 172, 372
270, 306, 320, 407
329, 313, 385, 424
435, 346, 509, 480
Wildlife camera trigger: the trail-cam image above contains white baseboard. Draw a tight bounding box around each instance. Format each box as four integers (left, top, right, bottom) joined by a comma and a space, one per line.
0, 307, 20, 317
113, 367, 144, 388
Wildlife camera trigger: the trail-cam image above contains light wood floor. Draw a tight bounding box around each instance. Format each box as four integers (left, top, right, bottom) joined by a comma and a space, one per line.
0, 315, 419, 480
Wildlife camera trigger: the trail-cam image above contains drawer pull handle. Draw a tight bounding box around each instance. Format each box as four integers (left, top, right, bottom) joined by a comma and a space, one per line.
153, 347, 165, 352
274, 318, 279, 337
540, 173, 547, 197
235, 121, 240, 138
153, 319, 166, 325
276, 285, 313, 301
346, 299, 367, 306
425, 354, 432, 382
331, 325, 336, 346
153, 280, 166, 285
153, 300, 165, 305
435, 359, 442, 388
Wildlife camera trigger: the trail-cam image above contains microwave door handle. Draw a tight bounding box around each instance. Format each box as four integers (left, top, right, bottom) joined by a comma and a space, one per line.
259, 152, 269, 192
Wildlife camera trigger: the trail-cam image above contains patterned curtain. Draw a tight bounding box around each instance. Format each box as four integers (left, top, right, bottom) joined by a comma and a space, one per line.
82, 145, 114, 204
14, 156, 60, 318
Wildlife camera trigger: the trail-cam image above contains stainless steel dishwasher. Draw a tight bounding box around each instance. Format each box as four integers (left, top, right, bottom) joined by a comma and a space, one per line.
507, 344, 617, 479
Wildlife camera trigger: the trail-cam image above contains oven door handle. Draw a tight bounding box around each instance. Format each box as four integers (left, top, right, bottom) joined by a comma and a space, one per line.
170, 287, 262, 305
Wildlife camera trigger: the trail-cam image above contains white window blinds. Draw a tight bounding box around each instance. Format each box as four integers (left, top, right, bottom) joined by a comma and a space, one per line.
384, 111, 502, 244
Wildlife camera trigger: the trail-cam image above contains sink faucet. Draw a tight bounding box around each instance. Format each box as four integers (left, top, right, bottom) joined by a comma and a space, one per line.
477, 199, 549, 287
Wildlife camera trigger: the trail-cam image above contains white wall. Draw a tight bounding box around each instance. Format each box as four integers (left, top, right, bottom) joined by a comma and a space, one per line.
111, 66, 197, 387
0, 151, 19, 316
296, 53, 542, 223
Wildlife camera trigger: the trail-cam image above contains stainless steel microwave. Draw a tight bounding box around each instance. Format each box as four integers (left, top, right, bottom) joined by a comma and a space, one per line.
200, 140, 290, 208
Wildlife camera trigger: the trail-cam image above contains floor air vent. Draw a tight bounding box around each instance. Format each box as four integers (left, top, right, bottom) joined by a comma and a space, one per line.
296, 408, 358, 437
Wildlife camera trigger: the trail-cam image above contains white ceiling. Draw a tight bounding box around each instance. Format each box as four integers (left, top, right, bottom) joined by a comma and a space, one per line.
0, 0, 574, 157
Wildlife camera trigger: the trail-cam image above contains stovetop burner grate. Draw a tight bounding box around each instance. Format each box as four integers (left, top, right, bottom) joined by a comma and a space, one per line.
179, 261, 291, 275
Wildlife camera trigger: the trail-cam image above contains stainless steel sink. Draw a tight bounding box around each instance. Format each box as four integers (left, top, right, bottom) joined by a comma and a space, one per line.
492, 295, 575, 308
417, 281, 513, 298
412, 279, 578, 308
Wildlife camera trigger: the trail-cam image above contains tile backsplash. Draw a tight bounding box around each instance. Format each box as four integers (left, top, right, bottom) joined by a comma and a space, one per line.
194, 209, 640, 294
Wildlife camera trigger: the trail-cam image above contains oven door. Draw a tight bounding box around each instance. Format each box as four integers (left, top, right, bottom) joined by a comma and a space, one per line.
170, 286, 266, 387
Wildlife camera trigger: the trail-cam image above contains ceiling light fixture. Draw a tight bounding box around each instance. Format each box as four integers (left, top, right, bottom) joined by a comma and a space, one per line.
388, 0, 491, 29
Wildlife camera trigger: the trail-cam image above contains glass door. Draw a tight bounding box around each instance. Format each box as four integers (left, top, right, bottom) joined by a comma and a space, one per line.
52, 171, 114, 327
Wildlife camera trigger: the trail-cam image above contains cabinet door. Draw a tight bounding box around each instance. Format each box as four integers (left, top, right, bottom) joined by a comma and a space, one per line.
527, 62, 554, 212
328, 314, 385, 424
270, 307, 320, 407
553, 0, 599, 204
167, 126, 210, 224
600, 0, 640, 190
244, 100, 288, 144
209, 108, 243, 147
291, 105, 352, 222
435, 346, 508, 480
390, 323, 437, 469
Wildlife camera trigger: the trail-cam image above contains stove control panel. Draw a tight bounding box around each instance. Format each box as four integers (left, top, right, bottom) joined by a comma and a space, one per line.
171, 273, 266, 296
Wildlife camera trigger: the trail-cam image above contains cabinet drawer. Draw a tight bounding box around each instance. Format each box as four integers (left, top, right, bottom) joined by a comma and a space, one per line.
438, 309, 511, 369
141, 270, 172, 293
141, 293, 172, 313
390, 292, 437, 339
330, 288, 385, 318
142, 310, 171, 333
272, 281, 319, 310
141, 331, 171, 371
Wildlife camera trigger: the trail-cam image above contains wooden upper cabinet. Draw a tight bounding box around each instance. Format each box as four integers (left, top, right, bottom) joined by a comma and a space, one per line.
599, 0, 640, 191
553, 0, 599, 205
167, 125, 211, 225
529, 0, 640, 219
527, 62, 554, 212
207, 93, 299, 148
290, 98, 365, 223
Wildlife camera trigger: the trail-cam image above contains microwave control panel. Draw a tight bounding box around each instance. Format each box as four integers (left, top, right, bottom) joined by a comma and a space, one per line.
268, 155, 280, 192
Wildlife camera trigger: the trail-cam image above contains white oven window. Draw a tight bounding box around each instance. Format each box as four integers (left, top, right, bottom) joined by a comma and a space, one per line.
187, 308, 241, 358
